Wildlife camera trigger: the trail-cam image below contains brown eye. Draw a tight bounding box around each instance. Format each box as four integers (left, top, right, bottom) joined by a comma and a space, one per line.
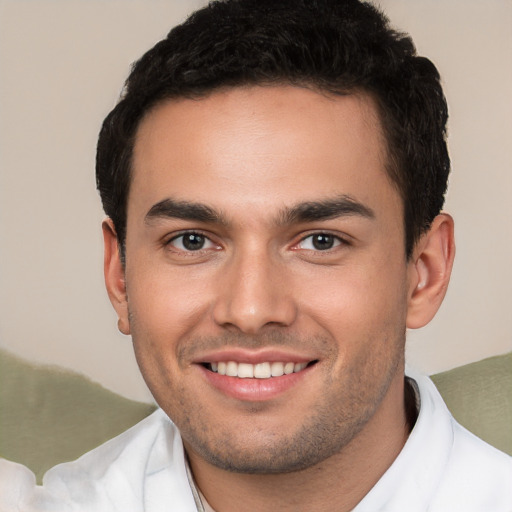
298, 233, 342, 251
311, 234, 335, 250
169, 232, 216, 251
182, 233, 206, 250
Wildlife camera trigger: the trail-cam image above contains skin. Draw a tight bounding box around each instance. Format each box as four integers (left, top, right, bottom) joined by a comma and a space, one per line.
104, 85, 455, 511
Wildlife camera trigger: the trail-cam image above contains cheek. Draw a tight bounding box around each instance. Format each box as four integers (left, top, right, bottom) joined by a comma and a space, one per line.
126, 260, 212, 339
125, 271, 214, 398
298, 255, 408, 344
126, 278, 200, 409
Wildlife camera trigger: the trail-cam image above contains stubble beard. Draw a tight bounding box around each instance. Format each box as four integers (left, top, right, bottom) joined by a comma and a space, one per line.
140, 329, 407, 475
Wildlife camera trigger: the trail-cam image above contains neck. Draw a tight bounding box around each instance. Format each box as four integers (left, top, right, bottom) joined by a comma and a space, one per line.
186, 372, 413, 512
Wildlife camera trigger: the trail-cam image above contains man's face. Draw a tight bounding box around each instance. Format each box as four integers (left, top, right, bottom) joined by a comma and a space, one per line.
119, 86, 415, 473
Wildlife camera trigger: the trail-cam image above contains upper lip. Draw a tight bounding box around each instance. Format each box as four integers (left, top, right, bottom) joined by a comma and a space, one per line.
192, 348, 317, 365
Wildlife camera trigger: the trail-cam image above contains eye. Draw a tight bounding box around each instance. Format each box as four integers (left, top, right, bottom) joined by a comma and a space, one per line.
168, 232, 217, 252
297, 233, 343, 251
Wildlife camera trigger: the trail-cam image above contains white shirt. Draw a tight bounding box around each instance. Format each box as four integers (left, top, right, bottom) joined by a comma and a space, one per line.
1, 374, 511, 512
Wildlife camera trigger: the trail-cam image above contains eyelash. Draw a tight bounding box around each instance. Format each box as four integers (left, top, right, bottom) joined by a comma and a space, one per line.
295, 232, 349, 252
165, 230, 349, 254
166, 231, 219, 253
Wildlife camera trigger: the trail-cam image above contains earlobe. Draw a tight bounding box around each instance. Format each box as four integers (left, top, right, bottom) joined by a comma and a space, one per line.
102, 218, 131, 335
406, 214, 455, 329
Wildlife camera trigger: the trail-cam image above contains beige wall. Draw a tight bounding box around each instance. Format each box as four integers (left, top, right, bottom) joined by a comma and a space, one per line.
0, 0, 510, 402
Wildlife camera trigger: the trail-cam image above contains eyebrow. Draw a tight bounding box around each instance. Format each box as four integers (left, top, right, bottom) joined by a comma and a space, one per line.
145, 198, 225, 225
278, 195, 375, 224
144, 194, 375, 227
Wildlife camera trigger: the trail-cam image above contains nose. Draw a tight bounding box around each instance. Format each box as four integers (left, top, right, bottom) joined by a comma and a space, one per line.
212, 247, 297, 334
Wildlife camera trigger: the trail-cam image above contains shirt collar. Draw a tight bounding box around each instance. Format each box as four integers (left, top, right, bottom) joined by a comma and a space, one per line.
352, 373, 455, 511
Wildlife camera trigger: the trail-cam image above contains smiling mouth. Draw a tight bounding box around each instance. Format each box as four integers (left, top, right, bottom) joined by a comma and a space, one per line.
203, 361, 317, 379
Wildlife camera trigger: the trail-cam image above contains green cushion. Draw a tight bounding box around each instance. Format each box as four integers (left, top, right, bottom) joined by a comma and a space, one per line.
1, 348, 510, 484
0, 349, 156, 483
431, 352, 512, 456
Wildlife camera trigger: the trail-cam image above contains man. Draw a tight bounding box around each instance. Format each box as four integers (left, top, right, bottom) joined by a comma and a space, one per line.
1, 0, 511, 510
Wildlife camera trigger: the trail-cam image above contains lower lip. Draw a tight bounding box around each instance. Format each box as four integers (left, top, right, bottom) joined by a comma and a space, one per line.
198, 364, 314, 402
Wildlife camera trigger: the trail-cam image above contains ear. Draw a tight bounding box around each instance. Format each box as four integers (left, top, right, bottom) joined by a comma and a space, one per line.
102, 218, 130, 335
406, 213, 455, 329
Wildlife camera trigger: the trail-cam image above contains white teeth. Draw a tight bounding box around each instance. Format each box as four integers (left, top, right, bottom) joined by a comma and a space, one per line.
209, 360, 310, 378
284, 362, 295, 375
271, 362, 284, 377
294, 362, 307, 372
226, 361, 238, 377
254, 362, 271, 378
237, 363, 254, 378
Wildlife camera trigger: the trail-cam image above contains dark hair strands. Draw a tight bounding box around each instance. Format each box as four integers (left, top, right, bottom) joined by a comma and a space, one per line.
96, 0, 450, 260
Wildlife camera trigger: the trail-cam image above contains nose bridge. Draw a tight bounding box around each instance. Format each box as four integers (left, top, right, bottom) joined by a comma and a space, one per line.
212, 241, 296, 333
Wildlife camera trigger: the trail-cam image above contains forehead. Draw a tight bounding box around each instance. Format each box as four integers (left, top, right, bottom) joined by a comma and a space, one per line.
129, 86, 394, 221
